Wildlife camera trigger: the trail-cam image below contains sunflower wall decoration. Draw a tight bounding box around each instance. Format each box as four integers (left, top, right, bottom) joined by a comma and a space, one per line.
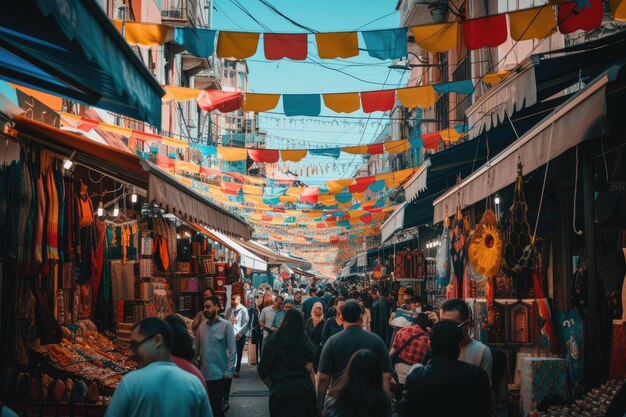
468, 209, 503, 278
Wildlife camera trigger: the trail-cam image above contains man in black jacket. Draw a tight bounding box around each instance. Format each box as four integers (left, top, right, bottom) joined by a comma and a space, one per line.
398, 320, 491, 417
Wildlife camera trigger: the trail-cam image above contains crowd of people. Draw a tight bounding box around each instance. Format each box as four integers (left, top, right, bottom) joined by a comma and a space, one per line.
104, 282, 496, 417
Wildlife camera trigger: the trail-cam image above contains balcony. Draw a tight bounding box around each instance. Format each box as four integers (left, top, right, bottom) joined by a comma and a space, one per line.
161, 0, 199, 26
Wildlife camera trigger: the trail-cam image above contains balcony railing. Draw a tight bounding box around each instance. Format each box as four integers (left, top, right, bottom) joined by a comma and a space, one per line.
161, 0, 198, 22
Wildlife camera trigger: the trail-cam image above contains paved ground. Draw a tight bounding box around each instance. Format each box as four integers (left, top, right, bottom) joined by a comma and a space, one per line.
227, 344, 270, 417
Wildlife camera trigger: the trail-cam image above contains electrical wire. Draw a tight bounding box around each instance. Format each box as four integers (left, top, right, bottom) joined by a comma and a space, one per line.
256, 0, 318, 33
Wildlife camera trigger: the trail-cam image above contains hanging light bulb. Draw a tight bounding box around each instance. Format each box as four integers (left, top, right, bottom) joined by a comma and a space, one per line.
113, 202, 120, 217
63, 150, 76, 170
494, 196, 501, 205
131, 186, 138, 203
97, 201, 104, 217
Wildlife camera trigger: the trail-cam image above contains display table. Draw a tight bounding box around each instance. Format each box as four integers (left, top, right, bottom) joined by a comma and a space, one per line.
519, 357, 568, 417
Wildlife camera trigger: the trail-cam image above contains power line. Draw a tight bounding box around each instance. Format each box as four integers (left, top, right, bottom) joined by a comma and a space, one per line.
256, 0, 318, 33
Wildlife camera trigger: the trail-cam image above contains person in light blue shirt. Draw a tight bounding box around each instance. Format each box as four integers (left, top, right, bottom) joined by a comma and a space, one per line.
105, 317, 211, 417
195, 296, 236, 417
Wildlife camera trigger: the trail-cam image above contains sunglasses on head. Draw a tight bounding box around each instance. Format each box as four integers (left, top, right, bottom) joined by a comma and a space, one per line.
130, 333, 158, 353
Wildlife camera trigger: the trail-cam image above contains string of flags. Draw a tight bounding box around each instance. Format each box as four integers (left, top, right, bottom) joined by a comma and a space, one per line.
111, 1, 621, 61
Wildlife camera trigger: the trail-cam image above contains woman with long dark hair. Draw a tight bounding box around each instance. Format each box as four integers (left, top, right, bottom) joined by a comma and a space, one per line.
164, 314, 206, 389
258, 309, 317, 417
248, 293, 264, 364
324, 349, 391, 417
304, 301, 325, 372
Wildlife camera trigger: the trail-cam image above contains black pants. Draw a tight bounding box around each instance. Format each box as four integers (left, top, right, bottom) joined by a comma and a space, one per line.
206, 379, 227, 417
269, 389, 317, 417
235, 335, 247, 373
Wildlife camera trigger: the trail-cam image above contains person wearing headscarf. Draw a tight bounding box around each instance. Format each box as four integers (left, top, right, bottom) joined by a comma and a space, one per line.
305, 301, 326, 372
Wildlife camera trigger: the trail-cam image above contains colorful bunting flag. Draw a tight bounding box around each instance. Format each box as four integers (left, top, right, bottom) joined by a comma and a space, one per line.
558, 0, 603, 34
281, 149, 308, 162
509, 6, 557, 41
221, 182, 242, 195
315, 32, 359, 59
217, 147, 248, 161
397, 85, 438, 109
385, 139, 411, 154
113, 21, 169, 47
242, 93, 280, 112
342, 145, 369, 155
361, 28, 408, 60
249, 149, 280, 163
411, 22, 459, 52
196, 90, 242, 112
361, 89, 396, 113
463, 15, 508, 50
610, 0, 626, 20
482, 71, 510, 86
216, 31, 260, 59
322, 93, 361, 113
174, 27, 216, 57
309, 148, 341, 159
367, 143, 385, 155
433, 80, 475, 95
264, 33, 308, 60
283, 94, 321, 117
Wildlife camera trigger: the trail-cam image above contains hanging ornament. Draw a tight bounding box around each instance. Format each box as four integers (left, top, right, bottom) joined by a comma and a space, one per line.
436, 217, 451, 287
503, 163, 535, 297
450, 207, 466, 294
468, 209, 503, 278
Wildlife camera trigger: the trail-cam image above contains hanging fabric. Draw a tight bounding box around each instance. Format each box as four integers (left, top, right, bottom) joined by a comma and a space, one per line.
248, 149, 280, 163
558, 0, 603, 34
468, 209, 502, 278
163, 86, 201, 102
436, 219, 451, 286
196, 90, 242, 113
113, 21, 168, 47
508, 6, 557, 41
360, 90, 395, 113
411, 22, 459, 52
315, 32, 359, 59
216, 31, 260, 59
397, 85, 438, 109
322, 93, 361, 113
361, 28, 408, 60
433, 80, 475, 95
174, 27, 217, 57
242, 93, 280, 112
462, 14, 508, 50
280, 149, 308, 162
283, 94, 321, 117
450, 209, 466, 294
264, 33, 308, 60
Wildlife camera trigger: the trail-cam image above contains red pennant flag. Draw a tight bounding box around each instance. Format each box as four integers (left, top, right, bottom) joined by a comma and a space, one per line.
421, 132, 442, 150
156, 155, 175, 168
360, 90, 395, 113
348, 182, 369, 193
248, 149, 280, 163
76, 117, 99, 132
361, 213, 373, 223
132, 130, 162, 142
533, 272, 559, 353
463, 15, 508, 50
317, 223, 327, 229
262, 215, 273, 222
196, 90, 242, 113
367, 143, 385, 155
330, 236, 340, 243
364, 207, 383, 213
356, 176, 377, 186
200, 166, 221, 176
223, 171, 245, 182
264, 33, 308, 60
301, 187, 320, 204
326, 216, 337, 222
558, 0, 603, 34
220, 182, 242, 195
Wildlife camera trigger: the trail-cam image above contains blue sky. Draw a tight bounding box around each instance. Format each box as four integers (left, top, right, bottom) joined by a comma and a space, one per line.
212, 0, 406, 183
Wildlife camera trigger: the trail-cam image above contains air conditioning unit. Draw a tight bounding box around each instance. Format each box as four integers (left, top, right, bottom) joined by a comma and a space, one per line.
400, 0, 449, 26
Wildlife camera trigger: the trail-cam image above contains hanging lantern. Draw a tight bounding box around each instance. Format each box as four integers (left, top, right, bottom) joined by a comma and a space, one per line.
468, 209, 503, 278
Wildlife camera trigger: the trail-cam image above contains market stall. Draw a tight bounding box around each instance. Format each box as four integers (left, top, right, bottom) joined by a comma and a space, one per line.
0, 119, 254, 415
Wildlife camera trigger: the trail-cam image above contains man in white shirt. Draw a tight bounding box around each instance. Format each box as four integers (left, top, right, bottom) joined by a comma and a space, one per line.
259, 295, 283, 346
105, 317, 211, 417
438, 299, 493, 384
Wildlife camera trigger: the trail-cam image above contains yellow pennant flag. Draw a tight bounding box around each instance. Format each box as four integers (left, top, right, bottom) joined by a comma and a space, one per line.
352, 192, 365, 201
280, 196, 298, 203
281, 149, 308, 162
175, 160, 200, 174
322, 93, 361, 113
482, 71, 510, 86
163, 86, 201, 102
162, 136, 189, 148
114, 21, 169, 47
397, 85, 437, 109
393, 168, 414, 183
218, 146, 248, 161
439, 128, 464, 143
306, 211, 323, 219
342, 145, 368, 155
242, 93, 280, 112
245, 195, 264, 205
286, 187, 304, 196
99, 122, 133, 137
349, 218, 361, 225
217, 32, 260, 59
319, 195, 337, 206
315, 32, 359, 59
242, 184, 263, 195
509, 6, 557, 41
384, 140, 411, 154
411, 22, 458, 53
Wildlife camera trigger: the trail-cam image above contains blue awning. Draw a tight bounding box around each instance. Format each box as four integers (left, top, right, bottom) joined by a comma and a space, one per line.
0, 0, 164, 128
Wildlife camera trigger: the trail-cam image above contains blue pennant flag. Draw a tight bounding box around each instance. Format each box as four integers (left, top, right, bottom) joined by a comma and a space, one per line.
368, 180, 385, 192
283, 94, 321, 117
434, 80, 475, 95
309, 148, 340, 159
192, 144, 217, 156
362, 28, 408, 60
174, 27, 216, 58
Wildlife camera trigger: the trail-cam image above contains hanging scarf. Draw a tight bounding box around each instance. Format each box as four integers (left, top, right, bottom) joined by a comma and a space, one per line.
450, 211, 466, 292
311, 301, 324, 327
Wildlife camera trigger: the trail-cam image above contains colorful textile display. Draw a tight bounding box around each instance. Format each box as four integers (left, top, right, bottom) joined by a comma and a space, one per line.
557, 308, 584, 383
450, 210, 466, 292
436, 220, 451, 286
519, 357, 568, 417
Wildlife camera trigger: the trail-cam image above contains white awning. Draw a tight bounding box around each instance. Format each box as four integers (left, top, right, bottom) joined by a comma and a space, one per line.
356, 252, 367, 268
403, 160, 431, 203
202, 227, 267, 272
340, 265, 351, 278
466, 60, 537, 139
380, 203, 406, 243
143, 160, 253, 240
434, 71, 610, 224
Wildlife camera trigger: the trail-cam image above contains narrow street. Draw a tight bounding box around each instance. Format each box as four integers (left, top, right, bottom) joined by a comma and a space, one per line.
228, 360, 270, 417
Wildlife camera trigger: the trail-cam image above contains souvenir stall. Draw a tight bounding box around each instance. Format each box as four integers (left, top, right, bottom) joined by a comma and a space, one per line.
0, 117, 253, 415
426, 71, 626, 416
